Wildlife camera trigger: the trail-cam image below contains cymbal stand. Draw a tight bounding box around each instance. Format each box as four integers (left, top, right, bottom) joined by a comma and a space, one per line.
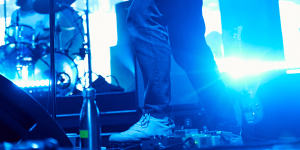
15, 10, 28, 81
78, 0, 101, 149
85, 0, 92, 85
55, 19, 63, 53
4, 0, 7, 41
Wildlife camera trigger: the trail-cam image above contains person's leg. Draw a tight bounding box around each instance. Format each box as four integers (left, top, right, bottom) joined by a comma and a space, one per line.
127, 0, 171, 116
167, 0, 240, 133
109, 0, 174, 142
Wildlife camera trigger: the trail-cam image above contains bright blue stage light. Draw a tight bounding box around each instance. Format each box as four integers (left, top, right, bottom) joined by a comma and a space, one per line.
217, 57, 280, 79
216, 57, 300, 80
286, 69, 300, 74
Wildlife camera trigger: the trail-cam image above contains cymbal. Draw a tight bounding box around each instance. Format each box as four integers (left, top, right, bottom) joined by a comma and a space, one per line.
33, 0, 76, 14
43, 26, 76, 31
60, 26, 76, 31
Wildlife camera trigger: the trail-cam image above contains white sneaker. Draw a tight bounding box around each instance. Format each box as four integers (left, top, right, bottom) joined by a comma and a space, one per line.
109, 113, 174, 142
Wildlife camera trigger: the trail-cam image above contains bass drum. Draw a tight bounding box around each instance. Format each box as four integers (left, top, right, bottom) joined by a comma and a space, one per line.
34, 52, 78, 96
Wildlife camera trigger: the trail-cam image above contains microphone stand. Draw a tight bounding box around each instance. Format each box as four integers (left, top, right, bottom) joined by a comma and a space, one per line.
49, 0, 56, 119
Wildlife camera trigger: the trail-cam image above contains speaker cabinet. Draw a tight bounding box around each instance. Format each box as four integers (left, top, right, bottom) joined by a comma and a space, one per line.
0, 75, 72, 147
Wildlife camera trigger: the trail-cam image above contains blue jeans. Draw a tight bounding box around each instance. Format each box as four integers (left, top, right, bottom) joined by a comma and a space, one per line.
127, 0, 234, 125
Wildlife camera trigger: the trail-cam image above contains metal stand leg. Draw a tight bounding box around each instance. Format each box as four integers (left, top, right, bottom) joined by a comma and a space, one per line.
79, 0, 101, 149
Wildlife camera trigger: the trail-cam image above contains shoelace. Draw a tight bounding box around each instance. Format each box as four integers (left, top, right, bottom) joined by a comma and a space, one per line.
140, 113, 151, 128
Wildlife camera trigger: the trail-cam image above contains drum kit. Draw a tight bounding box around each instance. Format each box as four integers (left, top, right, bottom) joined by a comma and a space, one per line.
0, 0, 84, 96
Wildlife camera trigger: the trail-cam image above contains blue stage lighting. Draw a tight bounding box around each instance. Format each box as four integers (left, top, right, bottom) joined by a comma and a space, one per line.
286, 69, 300, 74
13, 79, 50, 88
216, 57, 285, 79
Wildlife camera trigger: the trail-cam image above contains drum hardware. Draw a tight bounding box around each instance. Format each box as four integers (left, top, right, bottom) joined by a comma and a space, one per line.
2, 1, 85, 96
34, 52, 78, 96
31, 2, 90, 84
16, 56, 34, 80
57, 72, 71, 89
0, 43, 78, 96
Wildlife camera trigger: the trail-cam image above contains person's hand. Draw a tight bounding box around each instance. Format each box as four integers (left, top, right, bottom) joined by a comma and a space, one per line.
35, 21, 50, 40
